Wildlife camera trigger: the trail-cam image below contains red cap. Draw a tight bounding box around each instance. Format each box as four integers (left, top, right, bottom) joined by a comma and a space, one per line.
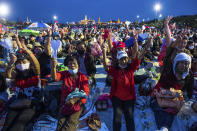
116, 41, 125, 48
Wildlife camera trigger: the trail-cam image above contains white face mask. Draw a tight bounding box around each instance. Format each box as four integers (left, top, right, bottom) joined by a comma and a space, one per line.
16, 63, 30, 71
119, 64, 127, 69
189, 46, 194, 50
139, 45, 142, 50
68, 68, 78, 75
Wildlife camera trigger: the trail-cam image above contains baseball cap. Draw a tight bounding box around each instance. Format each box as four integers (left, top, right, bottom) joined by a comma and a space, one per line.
117, 51, 128, 60
34, 42, 41, 47
116, 41, 125, 48
27, 44, 33, 49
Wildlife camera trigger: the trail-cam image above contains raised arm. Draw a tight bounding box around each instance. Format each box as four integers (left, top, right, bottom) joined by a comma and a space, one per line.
131, 33, 139, 59
107, 30, 113, 50
102, 43, 110, 72
44, 29, 52, 56
165, 16, 173, 48
6, 53, 17, 79
138, 37, 153, 60
15, 31, 22, 49
50, 58, 58, 81
20, 40, 40, 76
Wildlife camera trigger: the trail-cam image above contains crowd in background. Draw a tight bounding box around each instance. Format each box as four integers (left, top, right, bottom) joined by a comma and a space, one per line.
0, 16, 197, 131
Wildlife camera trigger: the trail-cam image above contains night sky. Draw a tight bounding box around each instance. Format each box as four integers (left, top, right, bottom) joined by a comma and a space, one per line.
3, 0, 197, 23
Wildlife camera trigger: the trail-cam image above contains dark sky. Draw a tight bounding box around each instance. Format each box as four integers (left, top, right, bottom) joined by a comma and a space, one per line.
3, 0, 197, 23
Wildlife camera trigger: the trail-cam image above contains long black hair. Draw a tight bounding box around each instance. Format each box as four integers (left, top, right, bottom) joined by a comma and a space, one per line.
0, 73, 8, 92
15, 52, 35, 79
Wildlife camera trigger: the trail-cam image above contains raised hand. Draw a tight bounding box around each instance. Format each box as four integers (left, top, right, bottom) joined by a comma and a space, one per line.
165, 16, 173, 25
146, 37, 153, 48
108, 30, 112, 41
133, 30, 138, 42
101, 42, 107, 53
98, 35, 104, 45
20, 39, 28, 51
14, 30, 19, 38
47, 28, 52, 36
10, 53, 17, 65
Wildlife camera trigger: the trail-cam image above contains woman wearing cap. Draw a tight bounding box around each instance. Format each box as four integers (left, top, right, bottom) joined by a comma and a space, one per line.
151, 53, 194, 130
2, 34, 41, 131
51, 55, 89, 131
102, 36, 141, 131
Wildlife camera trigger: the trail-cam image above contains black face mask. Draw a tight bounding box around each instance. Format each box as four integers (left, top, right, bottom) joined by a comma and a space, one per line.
78, 50, 85, 55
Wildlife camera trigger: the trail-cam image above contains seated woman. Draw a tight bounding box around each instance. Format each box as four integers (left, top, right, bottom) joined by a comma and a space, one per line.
51, 55, 89, 131
151, 52, 193, 130
2, 35, 41, 131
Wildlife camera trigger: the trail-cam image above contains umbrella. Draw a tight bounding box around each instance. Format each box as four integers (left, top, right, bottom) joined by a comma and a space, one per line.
18, 29, 40, 36
27, 22, 50, 29
125, 33, 148, 48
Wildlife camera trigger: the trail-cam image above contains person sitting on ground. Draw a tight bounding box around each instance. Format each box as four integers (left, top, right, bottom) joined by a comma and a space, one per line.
3, 34, 42, 131
151, 52, 194, 130
51, 56, 89, 131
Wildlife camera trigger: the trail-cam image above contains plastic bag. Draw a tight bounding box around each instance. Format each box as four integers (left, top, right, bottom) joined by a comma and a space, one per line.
178, 100, 197, 116
31, 114, 58, 131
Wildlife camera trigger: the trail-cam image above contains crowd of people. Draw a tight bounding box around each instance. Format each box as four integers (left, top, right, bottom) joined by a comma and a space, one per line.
0, 16, 197, 131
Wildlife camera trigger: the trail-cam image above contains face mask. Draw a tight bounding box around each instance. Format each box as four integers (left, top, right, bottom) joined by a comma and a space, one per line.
119, 64, 127, 69
68, 68, 78, 75
16, 63, 30, 71
139, 45, 142, 50
189, 46, 194, 50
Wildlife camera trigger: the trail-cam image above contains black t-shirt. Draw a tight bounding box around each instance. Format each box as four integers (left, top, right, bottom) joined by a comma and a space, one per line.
38, 52, 51, 78
0, 45, 4, 59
